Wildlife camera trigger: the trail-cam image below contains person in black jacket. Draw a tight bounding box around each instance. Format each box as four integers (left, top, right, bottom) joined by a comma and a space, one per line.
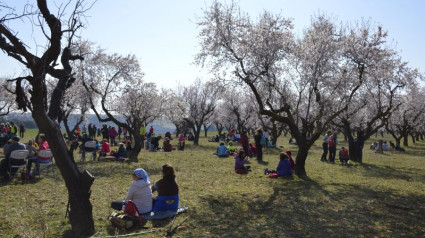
254, 128, 264, 162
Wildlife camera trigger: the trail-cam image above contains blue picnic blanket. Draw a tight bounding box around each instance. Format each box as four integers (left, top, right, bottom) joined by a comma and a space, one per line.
142, 206, 188, 220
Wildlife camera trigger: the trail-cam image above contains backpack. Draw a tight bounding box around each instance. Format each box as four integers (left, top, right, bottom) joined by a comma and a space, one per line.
328, 136, 335, 146
260, 135, 266, 146
109, 200, 144, 229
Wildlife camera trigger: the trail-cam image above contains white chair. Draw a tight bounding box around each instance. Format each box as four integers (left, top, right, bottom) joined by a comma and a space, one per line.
9, 150, 29, 180
81, 141, 97, 161
38, 149, 55, 177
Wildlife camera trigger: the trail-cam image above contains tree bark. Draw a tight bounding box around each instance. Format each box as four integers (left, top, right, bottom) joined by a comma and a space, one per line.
403, 135, 409, 146
410, 134, 416, 144
129, 133, 143, 161
32, 110, 95, 236
294, 143, 310, 177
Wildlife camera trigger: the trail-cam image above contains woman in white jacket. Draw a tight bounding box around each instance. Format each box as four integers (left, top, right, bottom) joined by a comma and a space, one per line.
111, 168, 153, 214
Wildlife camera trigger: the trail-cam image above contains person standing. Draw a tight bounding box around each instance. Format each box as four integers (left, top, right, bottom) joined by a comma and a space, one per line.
10, 122, 18, 137
19, 122, 25, 138
254, 128, 265, 162
148, 126, 154, 136
140, 124, 146, 149
82, 124, 87, 134
240, 131, 249, 154
109, 127, 118, 146
328, 132, 337, 164
320, 131, 331, 162
355, 128, 365, 163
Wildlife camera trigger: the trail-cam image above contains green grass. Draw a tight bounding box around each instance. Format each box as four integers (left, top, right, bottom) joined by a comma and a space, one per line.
0, 130, 424, 237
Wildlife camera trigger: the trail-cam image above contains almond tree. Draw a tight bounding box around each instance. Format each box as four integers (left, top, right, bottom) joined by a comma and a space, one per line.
386, 86, 425, 146
175, 79, 223, 145
56, 77, 90, 140
78, 41, 164, 160
162, 92, 188, 137
0, 1, 95, 235
0, 78, 17, 116
196, 2, 378, 176
222, 90, 256, 133
331, 22, 416, 162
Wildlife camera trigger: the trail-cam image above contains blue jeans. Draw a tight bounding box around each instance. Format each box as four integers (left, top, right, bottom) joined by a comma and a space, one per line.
27, 157, 40, 174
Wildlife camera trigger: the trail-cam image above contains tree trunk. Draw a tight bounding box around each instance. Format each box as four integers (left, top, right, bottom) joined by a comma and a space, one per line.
33, 111, 95, 236
411, 134, 416, 144
203, 124, 208, 138
63, 117, 75, 141
128, 133, 142, 161
403, 135, 409, 146
192, 124, 201, 145
377, 140, 383, 153
294, 143, 310, 177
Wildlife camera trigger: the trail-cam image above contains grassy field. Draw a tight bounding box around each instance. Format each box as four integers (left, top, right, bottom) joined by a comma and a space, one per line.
0, 129, 424, 238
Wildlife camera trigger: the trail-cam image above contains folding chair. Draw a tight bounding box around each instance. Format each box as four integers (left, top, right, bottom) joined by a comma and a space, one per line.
81, 141, 97, 161
38, 149, 55, 178
9, 150, 29, 181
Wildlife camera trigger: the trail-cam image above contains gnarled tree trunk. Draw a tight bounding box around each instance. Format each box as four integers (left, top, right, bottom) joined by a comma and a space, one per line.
32, 109, 95, 236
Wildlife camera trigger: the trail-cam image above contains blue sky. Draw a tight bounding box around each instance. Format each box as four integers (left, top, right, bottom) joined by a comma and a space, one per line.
1, 0, 424, 89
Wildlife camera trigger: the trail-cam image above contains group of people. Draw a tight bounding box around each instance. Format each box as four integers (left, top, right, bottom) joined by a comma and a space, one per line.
0, 133, 50, 180
0, 122, 25, 147
211, 127, 294, 177
370, 140, 405, 152
214, 128, 276, 163
111, 164, 179, 215
234, 147, 296, 177
80, 133, 132, 161
320, 130, 353, 165
145, 131, 186, 152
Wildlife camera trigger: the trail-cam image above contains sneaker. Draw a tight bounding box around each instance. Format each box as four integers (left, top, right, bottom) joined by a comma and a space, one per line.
264, 168, 269, 175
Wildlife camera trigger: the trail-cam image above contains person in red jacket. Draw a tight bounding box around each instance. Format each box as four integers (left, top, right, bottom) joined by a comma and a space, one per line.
100, 139, 111, 157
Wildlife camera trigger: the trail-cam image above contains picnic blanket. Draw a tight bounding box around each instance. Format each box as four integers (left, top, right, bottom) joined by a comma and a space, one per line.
142, 206, 188, 220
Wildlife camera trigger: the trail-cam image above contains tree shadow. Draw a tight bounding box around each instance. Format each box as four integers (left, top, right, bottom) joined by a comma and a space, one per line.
198, 178, 425, 237
359, 163, 425, 183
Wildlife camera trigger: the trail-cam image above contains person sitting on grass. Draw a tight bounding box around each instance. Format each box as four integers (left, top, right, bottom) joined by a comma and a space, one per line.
151, 164, 179, 211
149, 135, 162, 152
267, 137, 276, 148
111, 168, 152, 214
339, 146, 350, 165
227, 141, 236, 155
286, 150, 296, 174
247, 143, 257, 157
163, 137, 174, 152
178, 133, 185, 151
125, 139, 133, 153
216, 142, 229, 158
99, 139, 110, 157
264, 152, 292, 177
235, 150, 251, 174
114, 143, 128, 161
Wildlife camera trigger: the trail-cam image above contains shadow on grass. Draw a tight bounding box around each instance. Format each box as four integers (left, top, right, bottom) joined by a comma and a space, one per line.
81, 162, 163, 179
198, 178, 425, 237
359, 163, 425, 183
